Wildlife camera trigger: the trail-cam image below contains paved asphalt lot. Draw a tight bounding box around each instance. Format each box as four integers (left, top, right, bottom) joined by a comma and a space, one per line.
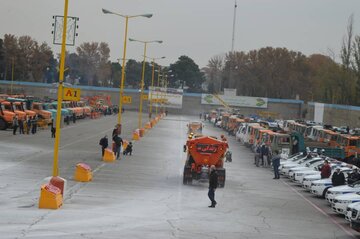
0, 111, 359, 239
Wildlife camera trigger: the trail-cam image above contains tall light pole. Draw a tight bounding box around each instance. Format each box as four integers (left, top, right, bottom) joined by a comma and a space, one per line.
11, 57, 14, 95
129, 38, 163, 129
102, 9, 152, 126
53, 0, 70, 177
145, 56, 165, 119
231, 0, 237, 52
155, 65, 162, 116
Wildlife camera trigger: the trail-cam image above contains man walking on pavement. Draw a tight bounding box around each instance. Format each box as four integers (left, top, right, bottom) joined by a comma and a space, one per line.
113, 134, 123, 160
272, 150, 281, 179
99, 135, 108, 157
208, 165, 218, 208
18, 118, 24, 134
12, 116, 19, 135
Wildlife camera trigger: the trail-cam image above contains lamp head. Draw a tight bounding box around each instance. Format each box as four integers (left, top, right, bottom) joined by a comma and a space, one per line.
156, 40, 163, 44
102, 8, 113, 14
142, 14, 153, 18
128, 38, 135, 42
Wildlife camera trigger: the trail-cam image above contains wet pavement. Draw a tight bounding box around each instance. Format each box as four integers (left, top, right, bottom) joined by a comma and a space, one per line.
0, 112, 358, 238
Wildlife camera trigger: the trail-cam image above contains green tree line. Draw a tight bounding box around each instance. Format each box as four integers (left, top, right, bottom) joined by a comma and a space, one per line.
204, 15, 360, 105
0, 34, 204, 92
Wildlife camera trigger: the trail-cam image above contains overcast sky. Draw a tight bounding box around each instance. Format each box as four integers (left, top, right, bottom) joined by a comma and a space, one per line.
1, 0, 360, 68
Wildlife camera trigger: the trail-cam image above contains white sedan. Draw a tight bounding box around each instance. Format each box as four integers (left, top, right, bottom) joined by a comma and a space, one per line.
326, 181, 360, 204
332, 193, 360, 215
345, 202, 360, 222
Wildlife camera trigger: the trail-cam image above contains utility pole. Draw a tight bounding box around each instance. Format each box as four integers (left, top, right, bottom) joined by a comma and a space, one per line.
229, 0, 238, 89
231, 0, 237, 52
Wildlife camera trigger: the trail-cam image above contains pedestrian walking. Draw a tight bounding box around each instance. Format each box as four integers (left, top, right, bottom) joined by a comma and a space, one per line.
113, 134, 123, 159
26, 116, 31, 134
31, 115, 38, 134
99, 135, 109, 157
261, 144, 270, 167
72, 113, 76, 123
332, 167, 345, 186
18, 119, 24, 134
12, 116, 19, 135
271, 150, 281, 179
320, 160, 331, 179
199, 113, 202, 120
208, 165, 218, 208
65, 115, 70, 125
112, 124, 122, 137
51, 125, 56, 138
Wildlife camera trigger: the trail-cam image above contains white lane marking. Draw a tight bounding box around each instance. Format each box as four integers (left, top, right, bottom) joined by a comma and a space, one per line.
280, 179, 357, 238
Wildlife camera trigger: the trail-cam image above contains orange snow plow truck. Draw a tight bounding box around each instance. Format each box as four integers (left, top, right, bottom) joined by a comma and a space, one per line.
183, 136, 228, 187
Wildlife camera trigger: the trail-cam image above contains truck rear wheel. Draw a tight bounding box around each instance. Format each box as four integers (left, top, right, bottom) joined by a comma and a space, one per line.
217, 168, 226, 188
0, 118, 7, 130
183, 166, 192, 185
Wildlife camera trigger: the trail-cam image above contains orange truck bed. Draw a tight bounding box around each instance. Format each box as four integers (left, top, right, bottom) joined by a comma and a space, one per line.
186, 136, 228, 166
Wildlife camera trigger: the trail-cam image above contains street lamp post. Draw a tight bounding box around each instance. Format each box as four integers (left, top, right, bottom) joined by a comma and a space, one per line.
11, 57, 14, 95
102, 9, 152, 126
146, 56, 165, 119
155, 66, 162, 116
129, 38, 162, 130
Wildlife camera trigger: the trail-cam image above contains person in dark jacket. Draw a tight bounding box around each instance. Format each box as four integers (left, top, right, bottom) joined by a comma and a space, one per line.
123, 142, 133, 156
112, 124, 121, 137
113, 134, 123, 159
18, 119, 24, 134
12, 116, 19, 135
332, 167, 345, 186
271, 150, 281, 179
261, 144, 269, 166
99, 135, 109, 157
321, 160, 331, 179
348, 167, 360, 185
51, 125, 56, 138
208, 165, 218, 208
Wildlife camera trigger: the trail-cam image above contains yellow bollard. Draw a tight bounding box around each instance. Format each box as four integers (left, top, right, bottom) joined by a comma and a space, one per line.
103, 148, 116, 162
39, 184, 63, 209
145, 122, 152, 129
74, 163, 92, 182
132, 130, 140, 141
123, 140, 129, 151
139, 128, 145, 137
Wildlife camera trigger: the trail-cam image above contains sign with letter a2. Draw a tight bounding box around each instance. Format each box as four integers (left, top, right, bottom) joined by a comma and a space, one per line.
63, 87, 81, 101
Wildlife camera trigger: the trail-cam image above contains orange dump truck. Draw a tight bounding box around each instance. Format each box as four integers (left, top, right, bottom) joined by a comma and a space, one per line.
183, 136, 228, 187
0, 102, 15, 130
187, 121, 203, 135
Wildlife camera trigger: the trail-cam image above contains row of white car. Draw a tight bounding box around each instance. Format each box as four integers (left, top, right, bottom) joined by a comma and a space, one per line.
280, 152, 360, 232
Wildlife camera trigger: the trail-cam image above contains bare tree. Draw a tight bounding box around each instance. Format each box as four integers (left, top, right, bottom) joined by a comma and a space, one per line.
341, 14, 354, 70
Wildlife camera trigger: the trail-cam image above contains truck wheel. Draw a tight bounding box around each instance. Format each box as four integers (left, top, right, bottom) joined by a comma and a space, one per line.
0, 118, 7, 130
183, 174, 187, 185
183, 166, 192, 185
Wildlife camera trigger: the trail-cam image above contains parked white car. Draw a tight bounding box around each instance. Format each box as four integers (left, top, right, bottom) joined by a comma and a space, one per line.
345, 202, 360, 222
289, 158, 324, 178
350, 204, 360, 232
310, 167, 352, 197
286, 158, 323, 178
303, 174, 323, 190
332, 193, 360, 215
326, 180, 360, 204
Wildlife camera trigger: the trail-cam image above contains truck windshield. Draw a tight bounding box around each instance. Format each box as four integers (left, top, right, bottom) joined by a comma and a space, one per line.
4, 104, 13, 111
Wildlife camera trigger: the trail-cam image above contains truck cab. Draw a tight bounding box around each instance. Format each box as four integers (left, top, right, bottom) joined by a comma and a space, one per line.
31, 102, 52, 125
0, 102, 15, 130
0, 100, 26, 120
